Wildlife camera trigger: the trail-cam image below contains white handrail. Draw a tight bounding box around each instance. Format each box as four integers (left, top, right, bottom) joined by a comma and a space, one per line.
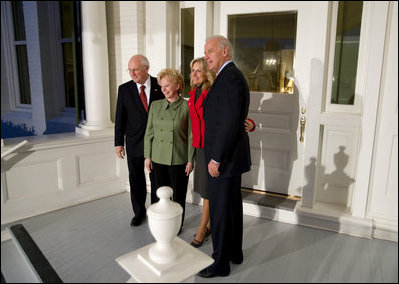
1, 140, 28, 159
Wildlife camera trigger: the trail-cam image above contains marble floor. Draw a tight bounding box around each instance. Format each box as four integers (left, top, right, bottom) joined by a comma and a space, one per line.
1, 192, 398, 283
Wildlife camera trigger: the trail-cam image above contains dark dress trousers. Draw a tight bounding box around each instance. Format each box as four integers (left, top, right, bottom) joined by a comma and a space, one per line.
203, 62, 251, 274
114, 76, 164, 218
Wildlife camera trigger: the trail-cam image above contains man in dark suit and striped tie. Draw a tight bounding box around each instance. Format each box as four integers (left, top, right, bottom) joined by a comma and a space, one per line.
198, 36, 251, 278
114, 55, 164, 227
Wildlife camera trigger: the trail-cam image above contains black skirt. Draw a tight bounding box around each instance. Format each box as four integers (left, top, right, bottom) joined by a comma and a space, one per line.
193, 148, 208, 199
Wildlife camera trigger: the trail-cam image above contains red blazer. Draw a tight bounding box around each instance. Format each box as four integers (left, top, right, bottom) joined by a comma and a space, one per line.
187, 87, 208, 148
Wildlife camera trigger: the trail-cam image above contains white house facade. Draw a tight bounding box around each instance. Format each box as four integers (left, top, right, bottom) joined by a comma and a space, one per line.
1, 1, 397, 242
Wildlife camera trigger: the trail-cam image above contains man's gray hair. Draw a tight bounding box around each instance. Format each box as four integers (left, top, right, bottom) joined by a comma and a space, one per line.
130, 54, 150, 69
138, 54, 150, 69
206, 35, 234, 58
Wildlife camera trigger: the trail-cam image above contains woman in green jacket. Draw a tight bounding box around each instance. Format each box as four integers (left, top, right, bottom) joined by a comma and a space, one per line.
144, 68, 194, 233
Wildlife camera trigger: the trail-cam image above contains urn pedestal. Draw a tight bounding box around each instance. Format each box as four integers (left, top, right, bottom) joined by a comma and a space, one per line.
116, 186, 214, 283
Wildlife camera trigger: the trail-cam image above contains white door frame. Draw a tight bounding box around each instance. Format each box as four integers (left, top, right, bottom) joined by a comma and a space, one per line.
215, 1, 329, 199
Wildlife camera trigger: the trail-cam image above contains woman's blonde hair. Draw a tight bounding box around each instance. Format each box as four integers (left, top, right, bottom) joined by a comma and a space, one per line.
189, 57, 216, 91
157, 68, 184, 94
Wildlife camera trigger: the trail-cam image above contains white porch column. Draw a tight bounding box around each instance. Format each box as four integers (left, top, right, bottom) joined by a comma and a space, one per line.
146, 2, 179, 74
76, 1, 113, 136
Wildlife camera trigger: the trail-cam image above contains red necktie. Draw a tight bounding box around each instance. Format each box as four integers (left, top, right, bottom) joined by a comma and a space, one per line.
140, 85, 148, 112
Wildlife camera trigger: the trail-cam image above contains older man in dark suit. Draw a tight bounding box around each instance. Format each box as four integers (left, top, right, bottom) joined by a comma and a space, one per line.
114, 54, 164, 227
198, 35, 251, 278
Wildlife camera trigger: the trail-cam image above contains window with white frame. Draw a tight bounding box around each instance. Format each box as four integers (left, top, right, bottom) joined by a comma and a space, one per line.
11, 1, 31, 106
330, 1, 363, 105
1, 1, 80, 138
325, 1, 364, 113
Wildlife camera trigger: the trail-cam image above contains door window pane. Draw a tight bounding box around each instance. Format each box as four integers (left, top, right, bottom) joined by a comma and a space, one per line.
181, 7, 194, 97
331, 1, 363, 105
228, 12, 297, 93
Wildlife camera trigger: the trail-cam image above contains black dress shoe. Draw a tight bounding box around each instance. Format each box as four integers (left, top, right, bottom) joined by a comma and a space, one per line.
231, 253, 243, 264
231, 257, 243, 264
130, 216, 145, 226
197, 267, 229, 278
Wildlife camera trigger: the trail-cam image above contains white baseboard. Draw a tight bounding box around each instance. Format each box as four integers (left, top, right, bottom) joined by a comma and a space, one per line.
295, 205, 374, 239
372, 218, 398, 242
186, 196, 398, 242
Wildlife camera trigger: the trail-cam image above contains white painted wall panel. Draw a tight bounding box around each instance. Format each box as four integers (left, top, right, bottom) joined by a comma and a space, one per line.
316, 126, 359, 208
385, 137, 398, 200
367, 2, 398, 232
5, 159, 61, 200
78, 153, 118, 185
1, 135, 128, 225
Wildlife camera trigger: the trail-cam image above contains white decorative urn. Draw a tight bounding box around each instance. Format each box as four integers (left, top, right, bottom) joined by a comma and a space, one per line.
116, 186, 214, 282
147, 186, 183, 264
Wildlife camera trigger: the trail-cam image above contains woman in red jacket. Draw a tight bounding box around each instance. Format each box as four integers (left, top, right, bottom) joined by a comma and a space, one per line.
187, 57, 255, 247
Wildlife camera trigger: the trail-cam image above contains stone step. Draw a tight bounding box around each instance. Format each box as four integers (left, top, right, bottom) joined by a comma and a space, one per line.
241, 188, 300, 224
1, 224, 62, 283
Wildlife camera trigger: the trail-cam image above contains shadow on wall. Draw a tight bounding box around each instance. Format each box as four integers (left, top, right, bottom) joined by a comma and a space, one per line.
1, 112, 77, 139
317, 146, 355, 207
302, 145, 355, 211
43, 121, 76, 135
1, 120, 36, 139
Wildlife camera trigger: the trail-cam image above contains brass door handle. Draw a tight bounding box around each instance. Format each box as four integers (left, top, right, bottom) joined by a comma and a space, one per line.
300, 116, 306, 142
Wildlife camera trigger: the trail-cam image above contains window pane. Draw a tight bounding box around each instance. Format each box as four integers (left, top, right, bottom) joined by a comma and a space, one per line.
331, 1, 363, 105
60, 1, 76, 108
62, 43, 75, 107
12, 1, 26, 41
181, 7, 194, 97
60, 1, 74, 39
229, 12, 297, 93
16, 45, 31, 104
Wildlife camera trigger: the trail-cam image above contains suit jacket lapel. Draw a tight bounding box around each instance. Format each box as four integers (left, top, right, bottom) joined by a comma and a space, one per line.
128, 81, 140, 105
149, 76, 161, 105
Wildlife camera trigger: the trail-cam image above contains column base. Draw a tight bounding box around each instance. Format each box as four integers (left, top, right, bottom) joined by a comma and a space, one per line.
75, 122, 114, 137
